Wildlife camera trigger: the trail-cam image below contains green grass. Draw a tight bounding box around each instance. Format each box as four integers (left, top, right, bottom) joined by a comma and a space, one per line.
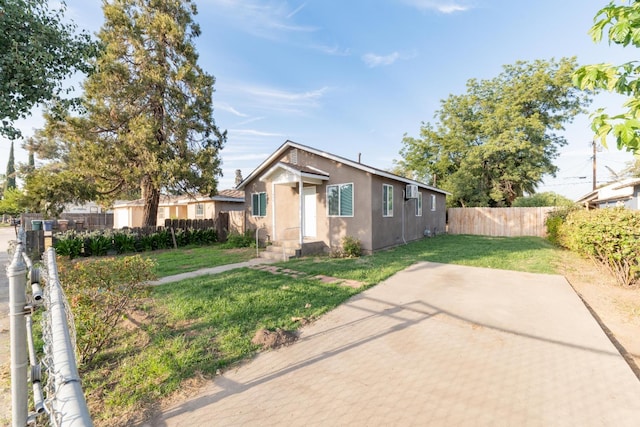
84, 234, 565, 424
283, 234, 560, 285
143, 245, 256, 277
88, 269, 360, 423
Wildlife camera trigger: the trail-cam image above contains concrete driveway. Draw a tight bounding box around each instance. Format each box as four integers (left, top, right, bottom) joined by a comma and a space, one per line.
150, 262, 640, 427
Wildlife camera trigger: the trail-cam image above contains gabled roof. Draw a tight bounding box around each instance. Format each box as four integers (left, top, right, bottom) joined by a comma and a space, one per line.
576, 177, 640, 204
236, 140, 450, 195
113, 189, 244, 207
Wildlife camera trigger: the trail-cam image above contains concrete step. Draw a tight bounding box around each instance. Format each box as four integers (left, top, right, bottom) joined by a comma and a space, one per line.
260, 243, 300, 262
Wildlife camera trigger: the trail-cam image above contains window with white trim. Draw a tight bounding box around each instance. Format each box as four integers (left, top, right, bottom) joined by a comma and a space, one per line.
252, 192, 267, 217
431, 194, 436, 211
416, 192, 423, 216
327, 183, 354, 216
195, 203, 204, 218
383, 184, 393, 217
158, 207, 166, 219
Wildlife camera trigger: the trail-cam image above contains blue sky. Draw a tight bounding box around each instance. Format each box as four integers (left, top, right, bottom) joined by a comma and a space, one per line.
2, 0, 638, 200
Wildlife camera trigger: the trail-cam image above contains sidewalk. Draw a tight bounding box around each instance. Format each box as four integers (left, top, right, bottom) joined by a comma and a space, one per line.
148, 258, 273, 286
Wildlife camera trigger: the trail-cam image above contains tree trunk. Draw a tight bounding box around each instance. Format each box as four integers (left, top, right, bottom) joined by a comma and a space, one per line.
141, 175, 160, 227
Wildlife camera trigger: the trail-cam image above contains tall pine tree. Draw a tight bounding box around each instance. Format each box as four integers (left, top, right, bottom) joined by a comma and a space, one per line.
43, 0, 225, 226
4, 140, 16, 192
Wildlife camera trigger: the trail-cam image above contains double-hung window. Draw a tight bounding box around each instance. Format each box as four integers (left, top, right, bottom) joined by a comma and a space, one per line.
252, 192, 267, 217
195, 203, 204, 218
383, 184, 393, 217
327, 183, 353, 217
416, 192, 423, 217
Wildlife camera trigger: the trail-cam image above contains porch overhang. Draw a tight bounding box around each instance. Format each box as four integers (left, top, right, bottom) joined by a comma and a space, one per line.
260, 162, 329, 186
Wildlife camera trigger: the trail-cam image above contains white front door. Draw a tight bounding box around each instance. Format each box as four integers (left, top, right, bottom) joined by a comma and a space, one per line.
303, 186, 316, 237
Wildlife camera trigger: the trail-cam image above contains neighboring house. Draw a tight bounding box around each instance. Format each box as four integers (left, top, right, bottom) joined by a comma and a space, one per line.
63, 201, 109, 214
112, 189, 245, 228
576, 177, 640, 210
237, 140, 449, 255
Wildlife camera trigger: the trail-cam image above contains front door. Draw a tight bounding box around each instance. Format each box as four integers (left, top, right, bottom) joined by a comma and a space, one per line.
303, 186, 316, 237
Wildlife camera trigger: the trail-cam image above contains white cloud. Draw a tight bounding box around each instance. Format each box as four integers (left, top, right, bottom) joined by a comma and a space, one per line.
398, 0, 472, 14
229, 129, 285, 137
230, 84, 329, 114
313, 44, 352, 56
205, 0, 317, 39
362, 52, 401, 68
216, 103, 249, 117
286, 2, 307, 19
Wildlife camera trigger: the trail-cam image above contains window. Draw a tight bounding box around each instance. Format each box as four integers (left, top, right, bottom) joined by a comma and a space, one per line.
158, 207, 166, 219
327, 183, 353, 217
252, 192, 267, 217
431, 194, 436, 211
383, 184, 393, 217
195, 203, 204, 218
416, 192, 423, 217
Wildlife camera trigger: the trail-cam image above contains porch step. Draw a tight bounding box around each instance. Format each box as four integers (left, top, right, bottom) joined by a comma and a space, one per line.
260, 243, 300, 262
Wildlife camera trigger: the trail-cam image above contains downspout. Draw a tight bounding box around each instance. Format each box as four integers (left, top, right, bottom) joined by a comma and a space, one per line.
402, 190, 407, 245
271, 182, 277, 241
299, 175, 304, 246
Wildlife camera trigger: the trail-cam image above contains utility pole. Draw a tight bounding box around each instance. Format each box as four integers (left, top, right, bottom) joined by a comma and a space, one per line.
592, 139, 597, 191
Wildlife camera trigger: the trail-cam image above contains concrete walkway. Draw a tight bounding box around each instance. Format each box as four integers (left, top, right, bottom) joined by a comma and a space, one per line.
148, 262, 640, 427
149, 258, 273, 286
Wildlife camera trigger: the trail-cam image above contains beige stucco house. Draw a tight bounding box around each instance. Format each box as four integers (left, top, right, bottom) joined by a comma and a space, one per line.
237, 141, 449, 254
112, 190, 244, 228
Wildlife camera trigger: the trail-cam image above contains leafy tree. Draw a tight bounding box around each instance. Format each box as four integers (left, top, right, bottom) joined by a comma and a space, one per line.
21, 164, 96, 218
0, 187, 24, 216
40, 0, 225, 226
573, 1, 640, 153
0, 0, 96, 139
4, 140, 16, 192
512, 192, 575, 207
398, 58, 591, 207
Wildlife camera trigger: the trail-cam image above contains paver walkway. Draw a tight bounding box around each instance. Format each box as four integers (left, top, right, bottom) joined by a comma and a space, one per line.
148, 262, 640, 427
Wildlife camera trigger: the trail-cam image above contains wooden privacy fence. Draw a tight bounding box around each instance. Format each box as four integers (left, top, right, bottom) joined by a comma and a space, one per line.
447, 207, 555, 237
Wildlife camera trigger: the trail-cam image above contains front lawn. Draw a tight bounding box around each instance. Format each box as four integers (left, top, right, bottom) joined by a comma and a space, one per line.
143, 245, 255, 277
282, 234, 560, 285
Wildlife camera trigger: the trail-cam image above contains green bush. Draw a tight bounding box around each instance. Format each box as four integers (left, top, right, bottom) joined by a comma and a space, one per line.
545, 206, 578, 245
57, 255, 156, 366
113, 230, 136, 254
224, 230, 255, 248
330, 236, 362, 258
559, 207, 640, 287
53, 231, 83, 259
85, 231, 113, 257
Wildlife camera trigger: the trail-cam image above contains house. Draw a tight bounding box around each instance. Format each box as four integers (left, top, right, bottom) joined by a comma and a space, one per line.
236, 140, 449, 256
112, 189, 245, 228
575, 177, 640, 210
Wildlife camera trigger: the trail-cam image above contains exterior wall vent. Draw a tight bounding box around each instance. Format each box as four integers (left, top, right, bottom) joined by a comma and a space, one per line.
291, 148, 298, 165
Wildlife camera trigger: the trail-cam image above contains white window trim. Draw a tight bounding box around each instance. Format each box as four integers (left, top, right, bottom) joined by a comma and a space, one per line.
327, 183, 354, 218
416, 192, 423, 217
195, 203, 204, 218
383, 184, 394, 217
431, 194, 436, 211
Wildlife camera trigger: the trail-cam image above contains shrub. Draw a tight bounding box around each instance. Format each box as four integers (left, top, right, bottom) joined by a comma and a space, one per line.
84, 230, 113, 257
545, 206, 578, 245
330, 236, 362, 258
224, 230, 255, 248
56, 255, 157, 366
113, 230, 136, 254
559, 207, 640, 287
54, 231, 83, 259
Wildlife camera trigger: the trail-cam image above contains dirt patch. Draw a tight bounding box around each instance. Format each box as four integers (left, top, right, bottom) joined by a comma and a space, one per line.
251, 328, 298, 350
556, 251, 640, 377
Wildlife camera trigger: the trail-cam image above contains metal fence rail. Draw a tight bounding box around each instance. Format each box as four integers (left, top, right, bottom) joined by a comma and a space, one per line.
7, 230, 93, 426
